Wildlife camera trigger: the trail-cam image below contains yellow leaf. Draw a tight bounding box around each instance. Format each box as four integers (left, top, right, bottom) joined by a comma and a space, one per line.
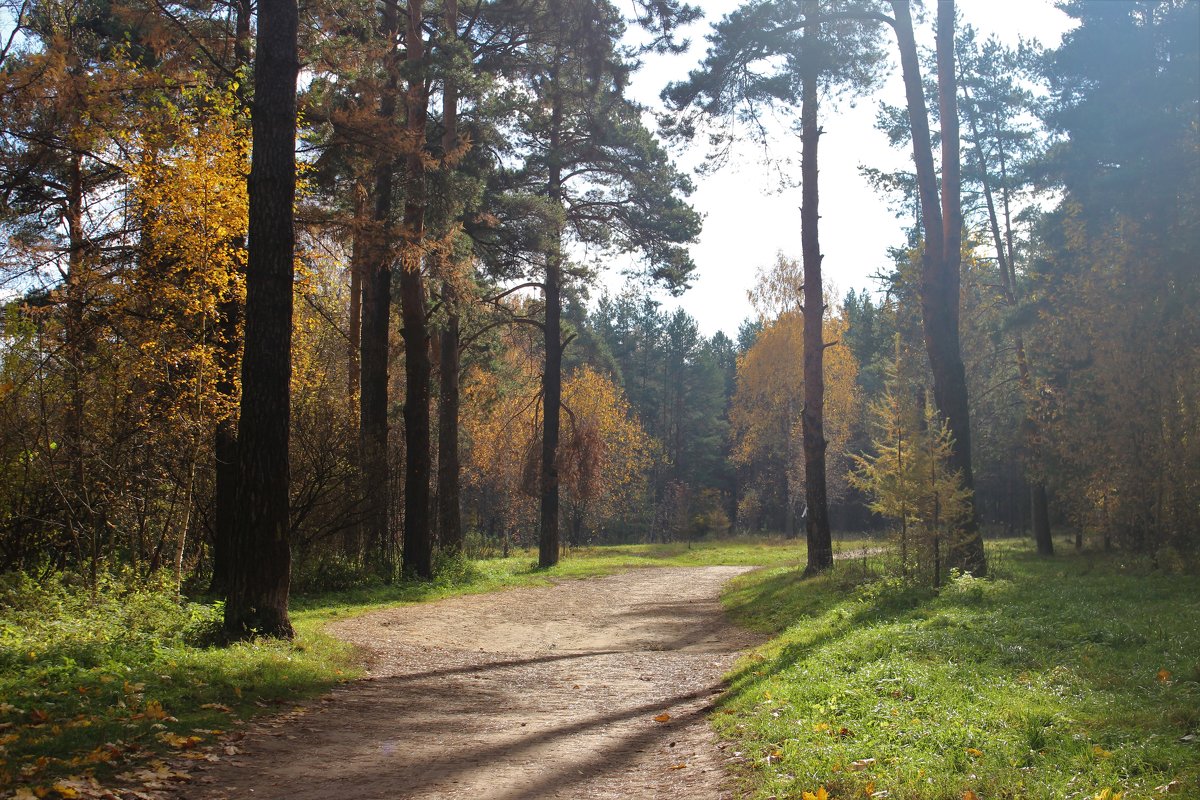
143, 700, 169, 720
653, 713, 671, 724
966, 747, 983, 757
1092, 745, 1113, 759
1157, 668, 1171, 683
802, 788, 829, 800
668, 763, 687, 770
864, 782, 876, 796
963, 791, 979, 800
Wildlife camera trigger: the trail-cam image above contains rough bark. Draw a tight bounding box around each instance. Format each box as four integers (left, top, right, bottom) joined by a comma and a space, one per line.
800, 2, 833, 574
539, 81, 565, 570
400, 0, 433, 579
224, 0, 299, 639
891, 0, 986, 575
209, 0, 251, 597
348, 181, 365, 400
960, 78, 1053, 556
436, 290, 463, 552
540, 259, 563, 569
209, 295, 239, 596
360, 0, 400, 574
435, 0, 463, 553
61, 151, 93, 575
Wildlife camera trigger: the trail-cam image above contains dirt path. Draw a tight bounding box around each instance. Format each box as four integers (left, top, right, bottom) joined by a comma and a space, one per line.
176, 566, 762, 800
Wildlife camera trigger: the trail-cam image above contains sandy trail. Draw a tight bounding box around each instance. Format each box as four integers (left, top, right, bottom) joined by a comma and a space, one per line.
176, 566, 761, 800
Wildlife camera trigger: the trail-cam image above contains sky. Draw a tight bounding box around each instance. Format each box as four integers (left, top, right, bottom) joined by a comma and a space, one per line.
608, 0, 1078, 339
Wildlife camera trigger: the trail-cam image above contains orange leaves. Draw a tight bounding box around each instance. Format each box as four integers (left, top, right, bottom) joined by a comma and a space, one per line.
653, 713, 672, 724
1156, 668, 1171, 684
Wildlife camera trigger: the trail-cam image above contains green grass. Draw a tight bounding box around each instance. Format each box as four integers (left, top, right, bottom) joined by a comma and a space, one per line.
715, 542, 1200, 800
0, 535, 817, 795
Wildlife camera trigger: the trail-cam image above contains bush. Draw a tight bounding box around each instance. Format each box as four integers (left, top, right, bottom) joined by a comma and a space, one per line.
291, 555, 381, 594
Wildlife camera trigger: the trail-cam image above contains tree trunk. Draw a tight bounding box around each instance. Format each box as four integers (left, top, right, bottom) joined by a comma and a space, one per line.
891, 0, 985, 575
435, 0, 463, 553
436, 298, 463, 552
224, 0, 299, 639
540, 258, 563, 568
961, 75, 1053, 557
360, 0, 400, 576
62, 152, 89, 573
209, 0, 251, 597
348, 180, 366, 400
209, 294, 239, 595
538, 64, 565, 570
800, 3, 833, 574
400, 0, 433, 579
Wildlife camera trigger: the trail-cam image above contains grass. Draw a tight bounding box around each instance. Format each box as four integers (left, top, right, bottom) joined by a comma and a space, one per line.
715, 541, 1200, 800
0, 535, 817, 796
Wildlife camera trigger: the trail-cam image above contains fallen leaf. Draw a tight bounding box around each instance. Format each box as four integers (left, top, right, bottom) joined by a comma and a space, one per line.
966, 747, 983, 757
848, 758, 876, 772
157, 732, 203, 749
963, 791, 979, 800
864, 781, 875, 796
653, 713, 671, 724
200, 703, 233, 714
141, 700, 169, 721
1157, 669, 1171, 683
668, 763, 687, 770
1092, 745, 1113, 759
1153, 781, 1182, 793
801, 788, 829, 800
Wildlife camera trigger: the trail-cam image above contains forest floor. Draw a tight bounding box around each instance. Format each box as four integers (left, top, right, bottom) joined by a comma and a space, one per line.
164, 566, 762, 800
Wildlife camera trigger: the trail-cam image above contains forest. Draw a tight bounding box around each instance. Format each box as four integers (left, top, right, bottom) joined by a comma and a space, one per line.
0, 0, 1197, 796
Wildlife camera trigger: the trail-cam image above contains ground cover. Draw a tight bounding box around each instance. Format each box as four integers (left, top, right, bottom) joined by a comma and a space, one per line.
716, 542, 1200, 800
0, 536, 816, 796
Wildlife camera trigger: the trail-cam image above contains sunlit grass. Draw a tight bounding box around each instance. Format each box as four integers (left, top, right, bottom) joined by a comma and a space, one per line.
714, 541, 1200, 799
0, 534, 822, 794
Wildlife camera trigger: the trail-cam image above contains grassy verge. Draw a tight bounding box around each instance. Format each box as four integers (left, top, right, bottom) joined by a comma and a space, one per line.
0, 535, 819, 796
715, 541, 1200, 800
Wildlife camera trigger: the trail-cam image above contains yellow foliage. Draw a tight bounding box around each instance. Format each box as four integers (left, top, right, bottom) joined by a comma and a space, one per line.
462, 334, 653, 542
730, 308, 862, 520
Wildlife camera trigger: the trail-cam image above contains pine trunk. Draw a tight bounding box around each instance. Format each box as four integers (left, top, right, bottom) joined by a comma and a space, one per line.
961, 72, 1053, 557
539, 83, 565, 570
210, 0, 252, 596
800, 3, 833, 573
891, 0, 986, 575
400, 0, 433, 579
224, 0, 299, 639
435, 0, 463, 553
540, 259, 562, 568
359, 0, 400, 575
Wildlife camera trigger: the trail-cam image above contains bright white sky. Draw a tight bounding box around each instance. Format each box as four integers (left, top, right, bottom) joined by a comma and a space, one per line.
611, 0, 1077, 339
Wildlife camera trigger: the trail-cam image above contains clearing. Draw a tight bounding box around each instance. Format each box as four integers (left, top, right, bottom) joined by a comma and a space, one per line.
171, 566, 760, 799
